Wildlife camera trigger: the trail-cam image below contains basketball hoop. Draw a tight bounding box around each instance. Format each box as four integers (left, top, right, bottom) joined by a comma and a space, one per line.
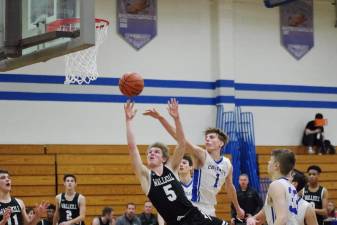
48, 18, 109, 85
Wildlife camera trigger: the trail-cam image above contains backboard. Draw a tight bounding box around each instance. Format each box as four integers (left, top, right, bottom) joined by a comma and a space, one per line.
0, 0, 95, 71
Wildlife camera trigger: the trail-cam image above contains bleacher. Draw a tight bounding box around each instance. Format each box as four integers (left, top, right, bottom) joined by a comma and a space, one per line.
0, 145, 336, 224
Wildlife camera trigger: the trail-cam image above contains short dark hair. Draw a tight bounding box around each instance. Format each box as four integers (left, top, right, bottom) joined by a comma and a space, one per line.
0, 169, 9, 175
292, 169, 307, 192
239, 173, 249, 179
204, 128, 228, 146
47, 204, 56, 210
26, 207, 34, 214
102, 207, 113, 216
271, 149, 295, 176
182, 154, 193, 167
63, 174, 77, 182
307, 165, 322, 173
315, 113, 323, 119
126, 202, 136, 208
147, 142, 169, 162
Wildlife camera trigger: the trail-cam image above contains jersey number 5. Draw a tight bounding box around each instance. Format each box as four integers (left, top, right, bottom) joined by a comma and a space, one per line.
163, 184, 177, 201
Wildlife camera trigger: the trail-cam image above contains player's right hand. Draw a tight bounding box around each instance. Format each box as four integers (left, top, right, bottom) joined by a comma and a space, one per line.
124, 100, 137, 121
0, 208, 11, 225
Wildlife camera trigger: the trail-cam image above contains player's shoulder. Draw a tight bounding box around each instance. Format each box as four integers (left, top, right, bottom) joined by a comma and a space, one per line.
78, 193, 86, 200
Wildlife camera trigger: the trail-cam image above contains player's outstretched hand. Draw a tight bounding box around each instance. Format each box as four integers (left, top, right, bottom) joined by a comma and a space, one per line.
124, 100, 137, 121
34, 201, 49, 218
143, 108, 162, 119
167, 98, 179, 119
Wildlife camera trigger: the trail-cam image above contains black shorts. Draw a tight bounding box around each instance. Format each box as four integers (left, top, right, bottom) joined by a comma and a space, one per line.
177, 207, 228, 225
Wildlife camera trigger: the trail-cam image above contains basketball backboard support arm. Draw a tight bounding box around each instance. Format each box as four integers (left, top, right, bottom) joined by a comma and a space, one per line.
0, 0, 95, 72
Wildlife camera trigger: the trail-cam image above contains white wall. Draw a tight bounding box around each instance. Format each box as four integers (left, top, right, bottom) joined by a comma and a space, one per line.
0, 0, 336, 145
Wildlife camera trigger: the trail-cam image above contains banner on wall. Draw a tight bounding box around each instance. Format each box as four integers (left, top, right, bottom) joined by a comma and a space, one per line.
280, 0, 314, 60
117, 0, 157, 50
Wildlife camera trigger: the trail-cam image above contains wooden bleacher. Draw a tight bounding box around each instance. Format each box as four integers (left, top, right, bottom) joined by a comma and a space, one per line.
0, 145, 336, 224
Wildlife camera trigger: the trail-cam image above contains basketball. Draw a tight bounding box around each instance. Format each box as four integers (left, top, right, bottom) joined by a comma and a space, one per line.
119, 72, 144, 97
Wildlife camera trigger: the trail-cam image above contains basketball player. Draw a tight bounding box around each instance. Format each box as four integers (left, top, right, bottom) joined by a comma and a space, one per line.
178, 154, 193, 201
124, 99, 228, 225
246, 149, 298, 225
291, 170, 318, 225
143, 109, 244, 217
53, 174, 86, 225
303, 165, 328, 225
92, 207, 115, 225
0, 169, 48, 225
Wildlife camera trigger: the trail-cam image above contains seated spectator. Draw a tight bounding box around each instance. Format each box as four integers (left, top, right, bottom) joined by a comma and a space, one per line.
327, 201, 336, 219
37, 204, 56, 225
138, 201, 158, 225
116, 203, 141, 225
230, 174, 263, 225
302, 113, 325, 154
92, 207, 115, 225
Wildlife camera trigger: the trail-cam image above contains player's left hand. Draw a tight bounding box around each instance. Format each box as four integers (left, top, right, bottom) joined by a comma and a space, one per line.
167, 98, 179, 119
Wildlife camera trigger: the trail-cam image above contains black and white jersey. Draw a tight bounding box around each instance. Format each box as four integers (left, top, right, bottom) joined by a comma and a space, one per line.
59, 193, 84, 225
146, 166, 226, 225
303, 186, 325, 225
0, 198, 23, 225
147, 166, 193, 224
98, 217, 109, 225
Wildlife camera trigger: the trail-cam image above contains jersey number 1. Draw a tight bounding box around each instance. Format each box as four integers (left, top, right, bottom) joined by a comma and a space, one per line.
163, 184, 177, 201
213, 173, 220, 188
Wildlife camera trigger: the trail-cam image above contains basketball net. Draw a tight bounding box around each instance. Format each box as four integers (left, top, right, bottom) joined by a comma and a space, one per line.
48, 18, 109, 85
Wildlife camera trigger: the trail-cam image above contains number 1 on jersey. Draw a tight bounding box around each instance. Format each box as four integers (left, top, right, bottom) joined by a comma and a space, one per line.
213, 173, 220, 188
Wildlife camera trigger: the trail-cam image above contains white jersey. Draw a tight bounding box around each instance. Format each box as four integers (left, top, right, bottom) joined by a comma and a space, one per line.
191, 152, 231, 216
181, 179, 193, 201
264, 178, 299, 225
296, 197, 312, 225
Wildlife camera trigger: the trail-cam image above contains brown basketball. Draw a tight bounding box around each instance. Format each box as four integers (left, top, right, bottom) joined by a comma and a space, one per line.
119, 72, 144, 97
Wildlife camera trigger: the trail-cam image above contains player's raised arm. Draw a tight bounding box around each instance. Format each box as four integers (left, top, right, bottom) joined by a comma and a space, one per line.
143, 104, 206, 165
124, 100, 150, 189
165, 98, 186, 171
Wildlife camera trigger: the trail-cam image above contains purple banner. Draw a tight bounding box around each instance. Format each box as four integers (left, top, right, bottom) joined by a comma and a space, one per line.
117, 0, 157, 50
280, 0, 314, 60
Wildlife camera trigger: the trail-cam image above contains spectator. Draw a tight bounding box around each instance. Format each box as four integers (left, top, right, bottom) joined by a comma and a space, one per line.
327, 201, 336, 218
116, 203, 141, 225
303, 165, 328, 225
302, 113, 325, 154
230, 174, 263, 225
26, 207, 36, 221
92, 207, 115, 225
138, 201, 158, 225
37, 204, 56, 225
